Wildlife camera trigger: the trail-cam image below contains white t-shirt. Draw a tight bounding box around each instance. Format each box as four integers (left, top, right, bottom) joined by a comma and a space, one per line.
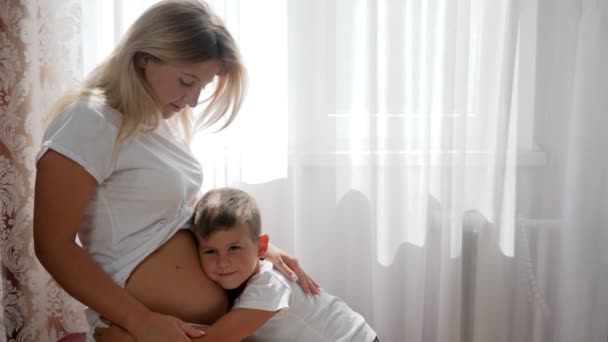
36, 100, 203, 340
233, 260, 377, 342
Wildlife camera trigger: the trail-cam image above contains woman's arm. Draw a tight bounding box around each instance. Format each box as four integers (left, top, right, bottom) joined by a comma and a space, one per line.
34, 150, 202, 342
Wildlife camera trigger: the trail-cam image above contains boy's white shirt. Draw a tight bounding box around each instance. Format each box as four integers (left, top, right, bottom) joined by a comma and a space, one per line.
233, 260, 376, 342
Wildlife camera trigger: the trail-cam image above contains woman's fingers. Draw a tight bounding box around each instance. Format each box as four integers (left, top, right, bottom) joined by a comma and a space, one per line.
178, 320, 205, 338
93, 327, 106, 340
297, 274, 311, 295
300, 272, 320, 296
283, 256, 320, 295
267, 244, 299, 281
274, 257, 298, 282
94, 326, 133, 342
282, 256, 301, 281
266, 243, 321, 295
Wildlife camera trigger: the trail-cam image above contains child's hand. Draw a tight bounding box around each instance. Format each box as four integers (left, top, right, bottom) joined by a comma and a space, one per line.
265, 243, 320, 295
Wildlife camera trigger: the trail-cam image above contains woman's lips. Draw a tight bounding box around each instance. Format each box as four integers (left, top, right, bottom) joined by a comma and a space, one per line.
169, 103, 182, 112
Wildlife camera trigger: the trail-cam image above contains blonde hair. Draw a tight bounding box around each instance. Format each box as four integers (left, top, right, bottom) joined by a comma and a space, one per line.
49, 0, 246, 150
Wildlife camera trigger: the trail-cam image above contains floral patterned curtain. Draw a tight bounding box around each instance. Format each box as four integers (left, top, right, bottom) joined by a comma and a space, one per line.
1, 1, 88, 340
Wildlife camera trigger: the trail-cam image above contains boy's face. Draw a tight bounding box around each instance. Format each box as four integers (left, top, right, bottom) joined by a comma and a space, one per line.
196, 224, 267, 290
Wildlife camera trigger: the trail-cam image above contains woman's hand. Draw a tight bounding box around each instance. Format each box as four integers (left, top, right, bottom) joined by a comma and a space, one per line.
124, 311, 204, 342
94, 324, 133, 342
265, 243, 320, 295
96, 316, 207, 342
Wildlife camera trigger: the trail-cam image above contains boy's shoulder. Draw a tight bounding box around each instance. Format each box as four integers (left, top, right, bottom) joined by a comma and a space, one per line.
246, 260, 294, 294
253, 260, 291, 285
233, 261, 292, 312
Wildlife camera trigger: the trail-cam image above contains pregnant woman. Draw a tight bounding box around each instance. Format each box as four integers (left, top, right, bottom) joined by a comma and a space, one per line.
34, 1, 317, 341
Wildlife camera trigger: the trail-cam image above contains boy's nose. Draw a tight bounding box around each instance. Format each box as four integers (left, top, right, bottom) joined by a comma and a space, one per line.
218, 255, 231, 267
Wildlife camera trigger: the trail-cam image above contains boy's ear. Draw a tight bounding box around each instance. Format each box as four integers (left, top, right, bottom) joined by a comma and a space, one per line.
258, 234, 269, 258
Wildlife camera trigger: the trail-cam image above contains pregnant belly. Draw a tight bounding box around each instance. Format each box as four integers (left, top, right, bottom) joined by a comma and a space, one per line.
124, 229, 228, 324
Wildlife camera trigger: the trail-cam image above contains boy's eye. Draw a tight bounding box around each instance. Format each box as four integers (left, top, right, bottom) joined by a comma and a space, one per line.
229, 246, 241, 252
179, 78, 195, 87
203, 250, 217, 255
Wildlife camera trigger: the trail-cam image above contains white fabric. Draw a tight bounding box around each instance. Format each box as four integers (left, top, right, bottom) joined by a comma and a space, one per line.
36, 100, 203, 340
233, 260, 376, 342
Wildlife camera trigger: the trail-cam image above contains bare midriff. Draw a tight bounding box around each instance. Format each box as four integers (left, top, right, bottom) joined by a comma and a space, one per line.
125, 229, 228, 324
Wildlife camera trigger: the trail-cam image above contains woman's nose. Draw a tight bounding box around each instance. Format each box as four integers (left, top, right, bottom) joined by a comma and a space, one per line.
184, 87, 202, 108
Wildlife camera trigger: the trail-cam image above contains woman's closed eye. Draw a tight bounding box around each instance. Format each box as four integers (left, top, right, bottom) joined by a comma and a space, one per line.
179, 78, 195, 87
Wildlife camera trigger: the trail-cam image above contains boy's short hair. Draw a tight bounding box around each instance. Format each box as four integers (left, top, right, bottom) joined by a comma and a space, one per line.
193, 187, 261, 241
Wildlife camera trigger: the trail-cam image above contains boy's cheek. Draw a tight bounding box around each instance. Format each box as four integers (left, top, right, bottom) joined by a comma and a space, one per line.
200, 262, 214, 275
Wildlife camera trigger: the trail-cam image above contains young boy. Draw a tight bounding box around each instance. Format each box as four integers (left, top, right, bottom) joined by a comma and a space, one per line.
191, 187, 379, 342
94, 188, 379, 341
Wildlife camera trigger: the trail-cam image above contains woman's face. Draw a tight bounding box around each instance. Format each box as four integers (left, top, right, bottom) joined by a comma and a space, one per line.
139, 56, 221, 118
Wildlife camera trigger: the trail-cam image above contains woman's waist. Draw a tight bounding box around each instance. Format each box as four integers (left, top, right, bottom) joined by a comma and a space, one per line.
79, 205, 194, 254
124, 230, 228, 324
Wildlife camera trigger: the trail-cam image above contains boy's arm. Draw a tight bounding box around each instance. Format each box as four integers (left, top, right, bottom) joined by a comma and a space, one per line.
192, 308, 277, 342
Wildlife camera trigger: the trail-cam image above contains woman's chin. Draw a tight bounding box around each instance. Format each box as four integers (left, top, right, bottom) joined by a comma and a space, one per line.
162, 109, 177, 119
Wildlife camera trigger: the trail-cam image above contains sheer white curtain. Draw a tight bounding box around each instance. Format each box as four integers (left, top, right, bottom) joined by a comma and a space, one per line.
519, 0, 608, 341
207, 0, 522, 340
78, 1, 608, 342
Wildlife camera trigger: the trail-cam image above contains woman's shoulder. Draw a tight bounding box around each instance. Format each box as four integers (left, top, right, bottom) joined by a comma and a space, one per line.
59, 99, 123, 129
38, 99, 123, 183
43, 97, 122, 143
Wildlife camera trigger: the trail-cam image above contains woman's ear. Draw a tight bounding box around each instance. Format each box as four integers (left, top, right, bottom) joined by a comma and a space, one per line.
135, 52, 150, 69
258, 234, 269, 258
